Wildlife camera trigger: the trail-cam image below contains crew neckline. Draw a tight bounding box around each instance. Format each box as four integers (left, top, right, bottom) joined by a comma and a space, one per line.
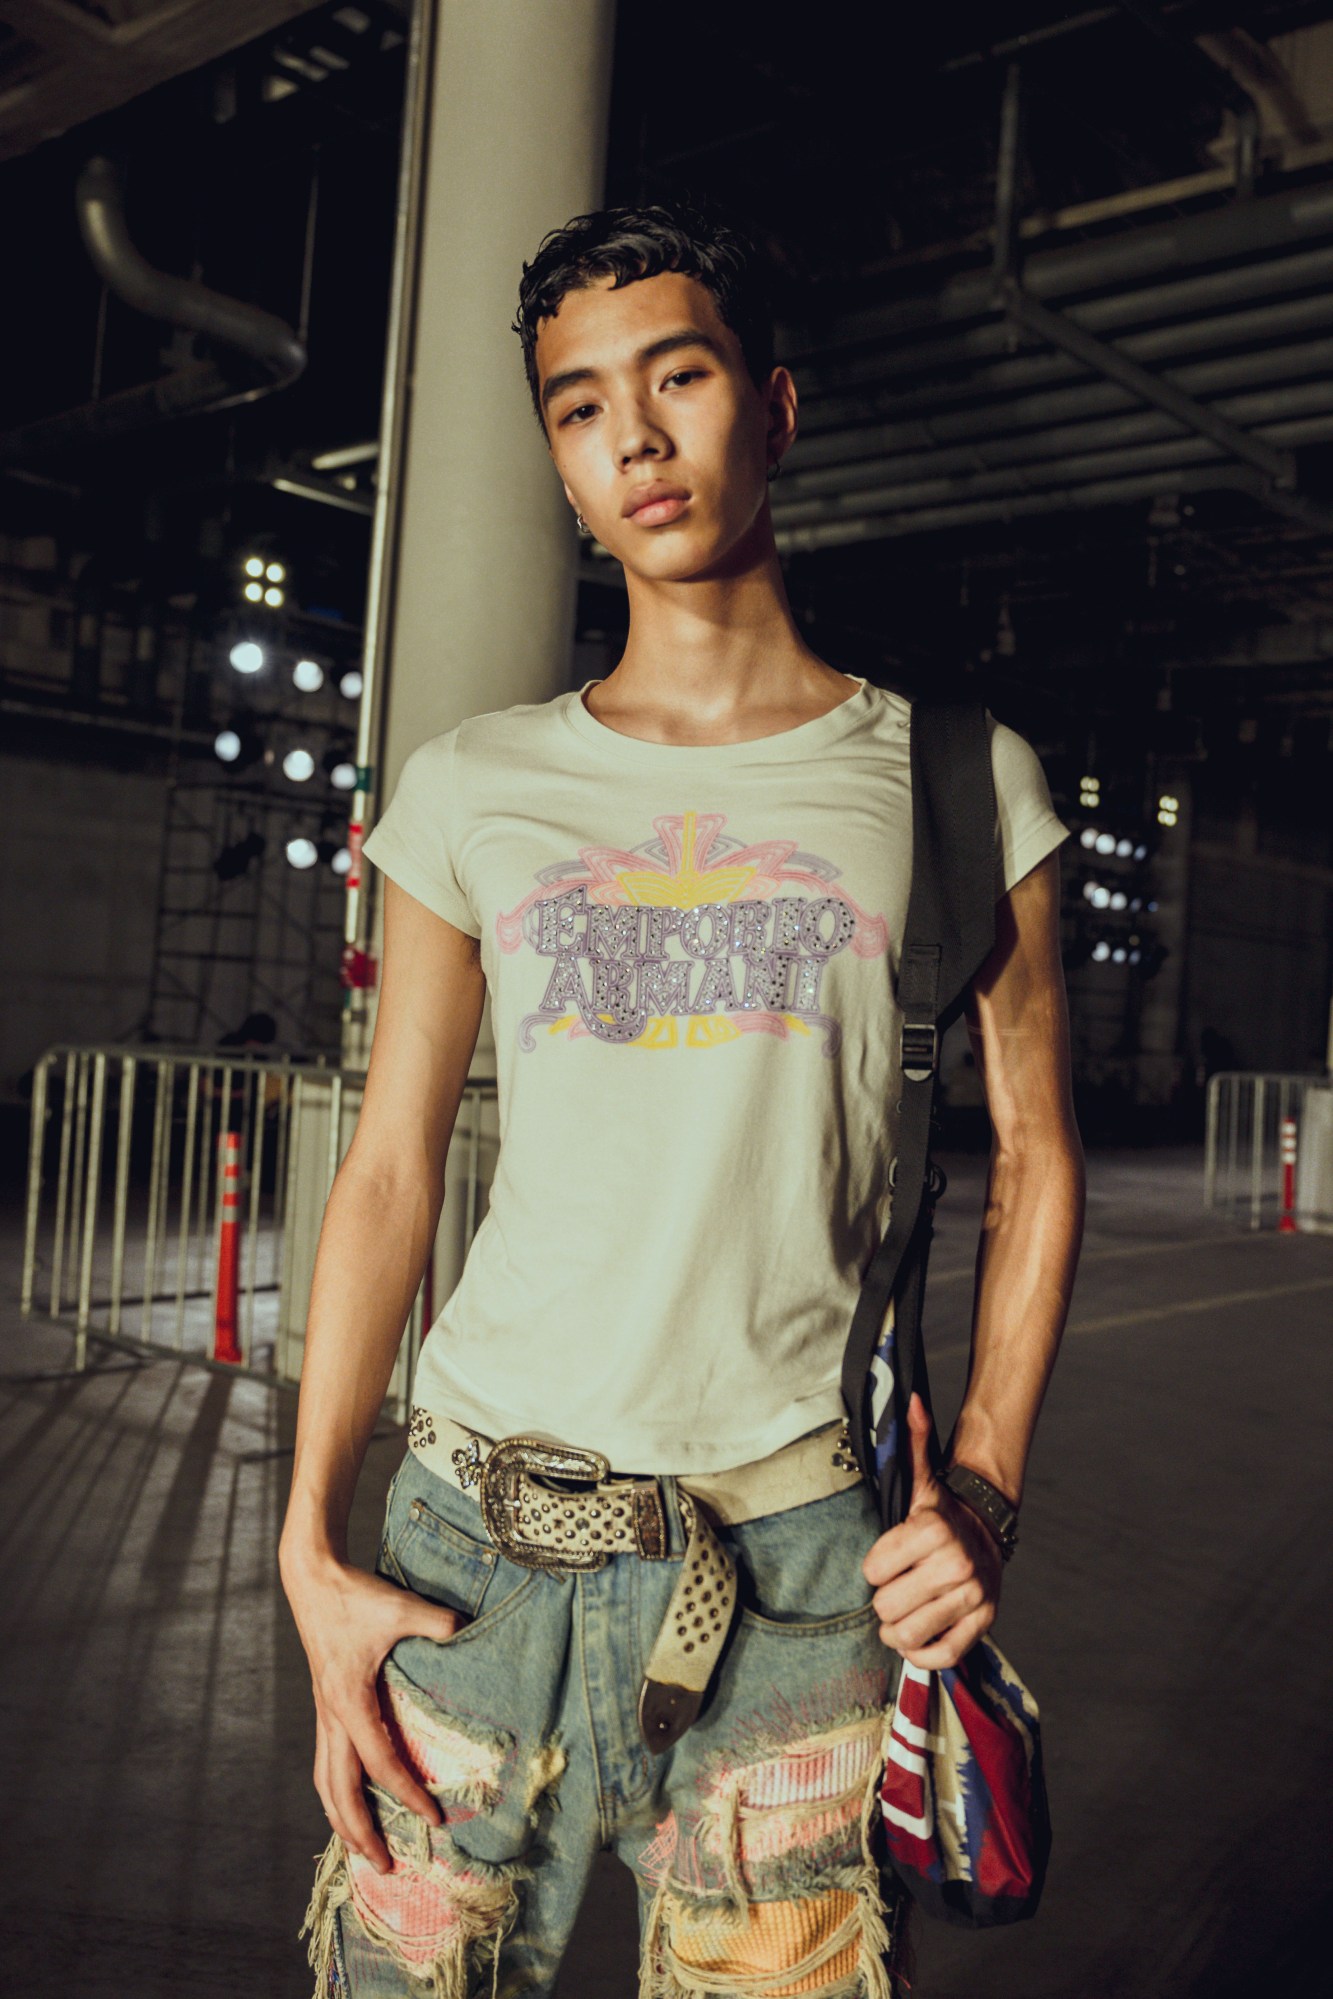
561, 672, 874, 766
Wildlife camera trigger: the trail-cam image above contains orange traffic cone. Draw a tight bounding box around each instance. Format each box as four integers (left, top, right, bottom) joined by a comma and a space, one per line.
1278, 1116, 1299, 1234
214, 1130, 243, 1361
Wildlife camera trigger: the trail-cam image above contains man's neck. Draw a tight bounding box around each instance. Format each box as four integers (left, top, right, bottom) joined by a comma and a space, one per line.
588, 563, 852, 749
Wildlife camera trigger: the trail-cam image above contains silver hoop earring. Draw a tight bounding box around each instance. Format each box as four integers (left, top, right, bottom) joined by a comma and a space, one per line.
576, 512, 591, 535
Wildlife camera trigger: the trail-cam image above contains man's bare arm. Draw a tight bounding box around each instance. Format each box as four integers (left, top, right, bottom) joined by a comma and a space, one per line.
278, 877, 486, 1871
279, 879, 486, 1566
945, 845, 1086, 1504
864, 848, 1085, 1666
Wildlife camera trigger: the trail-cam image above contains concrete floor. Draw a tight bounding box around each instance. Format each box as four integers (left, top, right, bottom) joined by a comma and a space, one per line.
2, 1144, 1331, 1997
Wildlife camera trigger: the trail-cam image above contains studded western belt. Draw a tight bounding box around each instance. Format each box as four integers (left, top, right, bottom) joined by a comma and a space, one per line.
404, 1406, 863, 1753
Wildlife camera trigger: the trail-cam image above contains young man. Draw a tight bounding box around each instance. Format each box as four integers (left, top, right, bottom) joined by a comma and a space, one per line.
281, 197, 1085, 1999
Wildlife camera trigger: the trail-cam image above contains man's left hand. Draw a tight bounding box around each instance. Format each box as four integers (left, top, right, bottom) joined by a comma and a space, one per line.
861, 1391, 1003, 1670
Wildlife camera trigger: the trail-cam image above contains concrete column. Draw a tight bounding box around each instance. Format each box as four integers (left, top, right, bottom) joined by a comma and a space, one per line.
364, 0, 616, 1063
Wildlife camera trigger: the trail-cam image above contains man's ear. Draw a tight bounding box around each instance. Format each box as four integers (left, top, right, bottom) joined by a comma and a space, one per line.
765, 364, 799, 460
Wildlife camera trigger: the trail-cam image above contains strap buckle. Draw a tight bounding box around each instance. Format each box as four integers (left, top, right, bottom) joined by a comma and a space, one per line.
900, 1019, 939, 1083
478, 1435, 617, 1572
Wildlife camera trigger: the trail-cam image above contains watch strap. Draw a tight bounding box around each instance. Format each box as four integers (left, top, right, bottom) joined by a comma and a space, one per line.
941, 1462, 1019, 1561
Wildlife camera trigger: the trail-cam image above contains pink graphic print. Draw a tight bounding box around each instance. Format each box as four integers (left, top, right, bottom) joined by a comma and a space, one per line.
496, 809, 888, 1057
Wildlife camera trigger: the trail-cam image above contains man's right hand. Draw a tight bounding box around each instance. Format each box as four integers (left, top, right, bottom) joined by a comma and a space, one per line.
280, 1548, 469, 1875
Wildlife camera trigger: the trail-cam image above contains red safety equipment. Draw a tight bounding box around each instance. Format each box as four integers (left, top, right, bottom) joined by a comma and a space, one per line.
1278, 1116, 1299, 1234
214, 1130, 243, 1362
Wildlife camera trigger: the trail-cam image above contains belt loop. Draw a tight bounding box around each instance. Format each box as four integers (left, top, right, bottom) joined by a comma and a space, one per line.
658, 1472, 682, 1557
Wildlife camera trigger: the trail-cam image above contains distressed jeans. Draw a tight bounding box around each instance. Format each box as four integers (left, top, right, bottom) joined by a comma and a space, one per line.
301, 1429, 907, 1998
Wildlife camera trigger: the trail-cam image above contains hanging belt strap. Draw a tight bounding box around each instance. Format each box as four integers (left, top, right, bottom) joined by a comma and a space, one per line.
840, 700, 998, 1532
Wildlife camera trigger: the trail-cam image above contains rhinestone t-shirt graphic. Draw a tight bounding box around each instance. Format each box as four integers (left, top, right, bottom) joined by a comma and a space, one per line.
359, 679, 1069, 1472
496, 809, 890, 1055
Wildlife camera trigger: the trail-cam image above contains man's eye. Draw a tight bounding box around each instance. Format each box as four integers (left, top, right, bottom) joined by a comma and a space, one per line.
664, 370, 703, 388
563, 404, 596, 424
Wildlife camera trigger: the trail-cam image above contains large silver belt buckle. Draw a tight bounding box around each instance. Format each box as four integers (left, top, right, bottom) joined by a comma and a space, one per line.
473, 1435, 614, 1573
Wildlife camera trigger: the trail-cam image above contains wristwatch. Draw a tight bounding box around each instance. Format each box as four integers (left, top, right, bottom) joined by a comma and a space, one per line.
941, 1462, 1020, 1562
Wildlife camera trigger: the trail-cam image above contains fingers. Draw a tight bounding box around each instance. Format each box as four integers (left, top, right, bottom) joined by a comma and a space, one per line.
326, 1724, 394, 1875
877, 1579, 986, 1656
863, 1504, 954, 1587
905, 1391, 937, 1502
870, 1532, 980, 1627
405, 1600, 469, 1647
896, 1600, 994, 1672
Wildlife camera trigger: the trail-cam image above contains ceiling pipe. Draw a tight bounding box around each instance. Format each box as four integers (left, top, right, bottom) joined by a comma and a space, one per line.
770, 452, 1333, 552
778, 177, 1333, 362
0, 154, 306, 468
795, 268, 1333, 436
776, 363, 1333, 508
772, 403, 1333, 534
819, 61, 1333, 543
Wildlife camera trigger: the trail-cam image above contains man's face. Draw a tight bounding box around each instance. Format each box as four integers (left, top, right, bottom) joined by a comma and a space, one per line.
535, 270, 783, 580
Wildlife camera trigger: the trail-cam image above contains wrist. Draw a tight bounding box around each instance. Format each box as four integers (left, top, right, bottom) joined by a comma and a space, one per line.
940, 1461, 1020, 1563
278, 1508, 349, 1584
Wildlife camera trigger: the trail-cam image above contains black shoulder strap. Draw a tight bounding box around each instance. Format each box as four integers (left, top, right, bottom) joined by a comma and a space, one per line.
840, 699, 997, 1530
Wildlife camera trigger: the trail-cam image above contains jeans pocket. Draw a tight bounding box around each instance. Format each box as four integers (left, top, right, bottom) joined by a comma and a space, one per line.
730, 1480, 880, 1634
378, 1451, 539, 1642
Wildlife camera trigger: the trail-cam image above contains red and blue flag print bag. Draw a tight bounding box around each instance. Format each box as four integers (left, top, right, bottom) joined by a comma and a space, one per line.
879, 1637, 1051, 1926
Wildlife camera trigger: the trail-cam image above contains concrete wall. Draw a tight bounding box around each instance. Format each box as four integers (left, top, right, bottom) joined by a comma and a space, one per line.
0, 751, 162, 1103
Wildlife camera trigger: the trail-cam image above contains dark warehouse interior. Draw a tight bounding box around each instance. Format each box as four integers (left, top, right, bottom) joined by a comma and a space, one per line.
2, 4, 1332, 1996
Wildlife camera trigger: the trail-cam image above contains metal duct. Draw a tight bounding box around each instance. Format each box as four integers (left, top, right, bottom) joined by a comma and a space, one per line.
0, 155, 306, 469
778, 180, 1333, 360
770, 58, 1333, 553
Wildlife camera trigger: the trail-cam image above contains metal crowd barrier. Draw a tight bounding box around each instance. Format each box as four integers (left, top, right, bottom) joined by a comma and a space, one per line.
1204, 1069, 1333, 1233
20, 1043, 498, 1420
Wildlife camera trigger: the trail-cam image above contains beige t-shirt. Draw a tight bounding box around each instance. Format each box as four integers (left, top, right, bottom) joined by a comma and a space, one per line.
362, 673, 1068, 1472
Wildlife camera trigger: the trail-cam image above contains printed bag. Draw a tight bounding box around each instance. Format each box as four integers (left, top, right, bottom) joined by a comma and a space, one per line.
879, 1639, 1051, 1926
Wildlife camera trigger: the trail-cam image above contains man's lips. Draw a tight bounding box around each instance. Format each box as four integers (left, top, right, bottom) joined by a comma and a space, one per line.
622, 484, 690, 524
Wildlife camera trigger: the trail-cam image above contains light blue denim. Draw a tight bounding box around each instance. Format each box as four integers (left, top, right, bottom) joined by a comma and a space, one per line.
301, 1426, 907, 1999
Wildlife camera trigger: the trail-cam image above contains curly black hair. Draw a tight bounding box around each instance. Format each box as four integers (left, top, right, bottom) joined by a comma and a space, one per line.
512, 194, 776, 434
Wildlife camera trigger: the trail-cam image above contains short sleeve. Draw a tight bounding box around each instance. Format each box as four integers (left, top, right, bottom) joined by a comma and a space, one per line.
362, 729, 481, 937
988, 715, 1070, 899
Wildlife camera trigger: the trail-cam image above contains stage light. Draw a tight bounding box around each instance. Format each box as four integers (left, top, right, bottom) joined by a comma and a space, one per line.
230, 641, 264, 673
1082, 881, 1098, 902
1091, 886, 1111, 909
266, 562, 286, 583
1133, 844, 1148, 861
244, 556, 265, 578
1129, 949, 1142, 965
244, 582, 264, 602
1147, 899, 1158, 913
1112, 946, 1127, 963
283, 748, 316, 782
1130, 896, 1143, 912
1095, 832, 1116, 855
264, 586, 284, 607
292, 658, 324, 693
1110, 891, 1127, 911
1092, 941, 1110, 962
1079, 774, 1100, 808
1157, 791, 1179, 828
331, 846, 352, 876
1115, 838, 1133, 857
340, 669, 363, 700
215, 729, 241, 763
320, 744, 358, 788
286, 837, 318, 869
1079, 827, 1098, 850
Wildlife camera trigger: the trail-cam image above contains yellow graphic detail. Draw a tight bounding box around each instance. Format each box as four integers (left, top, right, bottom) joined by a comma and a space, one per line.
615, 811, 755, 908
